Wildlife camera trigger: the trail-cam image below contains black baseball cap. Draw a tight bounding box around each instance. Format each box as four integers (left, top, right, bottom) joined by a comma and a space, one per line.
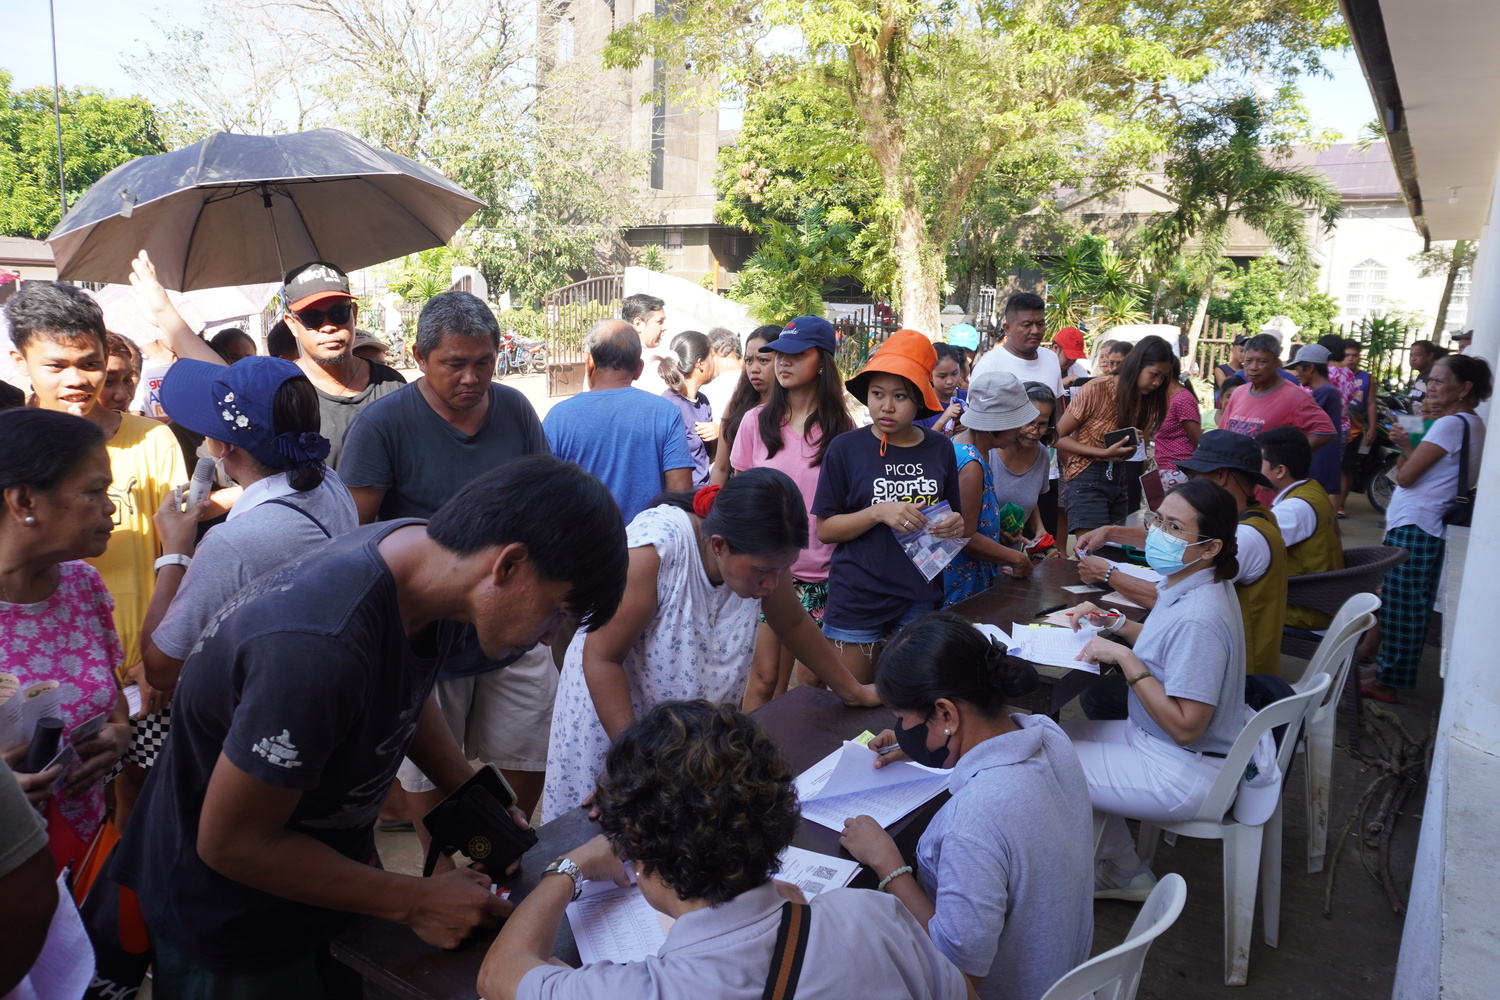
1176, 430, 1273, 489
283, 261, 355, 312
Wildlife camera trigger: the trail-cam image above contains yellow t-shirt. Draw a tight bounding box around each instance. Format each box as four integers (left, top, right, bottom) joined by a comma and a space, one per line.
85, 413, 186, 678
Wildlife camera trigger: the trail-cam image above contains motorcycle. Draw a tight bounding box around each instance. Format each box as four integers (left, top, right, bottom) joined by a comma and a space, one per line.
495, 330, 548, 378
1356, 388, 1415, 514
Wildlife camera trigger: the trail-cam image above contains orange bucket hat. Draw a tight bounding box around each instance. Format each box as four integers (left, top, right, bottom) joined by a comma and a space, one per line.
844, 329, 943, 418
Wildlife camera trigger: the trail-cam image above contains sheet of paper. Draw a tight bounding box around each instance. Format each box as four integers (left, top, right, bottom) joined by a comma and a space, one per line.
776, 846, 861, 898
1100, 590, 1145, 609
0, 677, 61, 752
1061, 583, 1103, 594
1009, 623, 1101, 672
1108, 561, 1162, 583
123, 684, 143, 718
797, 741, 950, 830
1042, 610, 1077, 627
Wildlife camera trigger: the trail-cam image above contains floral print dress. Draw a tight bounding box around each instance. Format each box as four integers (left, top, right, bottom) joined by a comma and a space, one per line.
541, 505, 759, 822
942, 443, 1003, 606
0, 561, 122, 843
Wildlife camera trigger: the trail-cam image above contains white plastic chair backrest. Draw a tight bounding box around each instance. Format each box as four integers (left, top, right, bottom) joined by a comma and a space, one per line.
1293, 593, 1380, 725
1185, 675, 1330, 825
1037, 873, 1188, 1000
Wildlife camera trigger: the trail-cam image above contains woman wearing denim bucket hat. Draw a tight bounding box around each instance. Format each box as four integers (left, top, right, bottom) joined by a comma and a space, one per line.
130, 357, 357, 777
811, 330, 964, 681
942, 371, 1040, 604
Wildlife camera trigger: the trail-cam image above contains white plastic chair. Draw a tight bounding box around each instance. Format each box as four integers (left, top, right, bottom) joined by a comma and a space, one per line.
1132, 675, 1330, 986
1289, 593, 1380, 873
1039, 873, 1188, 1000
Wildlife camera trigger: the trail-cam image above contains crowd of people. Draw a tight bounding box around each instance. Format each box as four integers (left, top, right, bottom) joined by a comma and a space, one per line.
0, 261, 1489, 1000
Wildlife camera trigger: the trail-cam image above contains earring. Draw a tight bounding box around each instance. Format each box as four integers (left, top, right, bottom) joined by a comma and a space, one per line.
943, 728, 951, 736
23, 516, 36, 525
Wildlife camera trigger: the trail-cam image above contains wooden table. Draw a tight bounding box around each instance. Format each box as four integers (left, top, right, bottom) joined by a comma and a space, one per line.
332, 687, 932, 1000
950, 556, 1148, 713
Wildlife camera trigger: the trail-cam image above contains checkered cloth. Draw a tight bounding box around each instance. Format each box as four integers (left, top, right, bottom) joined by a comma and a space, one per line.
1374, 526, 1445, 690
125, 706, 171, 768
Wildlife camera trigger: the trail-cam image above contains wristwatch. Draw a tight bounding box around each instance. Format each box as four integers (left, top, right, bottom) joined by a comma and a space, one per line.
154, 553, 192, 573
542, 857, 584, 901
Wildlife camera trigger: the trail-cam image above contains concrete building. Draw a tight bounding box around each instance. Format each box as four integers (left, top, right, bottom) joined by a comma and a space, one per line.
1339, 0, 1500, 996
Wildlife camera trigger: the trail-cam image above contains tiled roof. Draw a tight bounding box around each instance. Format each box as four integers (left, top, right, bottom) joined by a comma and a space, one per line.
0, 237, 54, 267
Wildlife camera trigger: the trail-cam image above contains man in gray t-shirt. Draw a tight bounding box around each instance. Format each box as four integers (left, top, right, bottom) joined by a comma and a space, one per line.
337, 291, 555, 821
0, 757, 52, 995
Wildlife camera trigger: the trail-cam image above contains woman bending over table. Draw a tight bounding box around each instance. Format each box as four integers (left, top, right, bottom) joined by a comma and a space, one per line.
540, 468, 878, 822
1062, 477, 1248, 901
840, 611, 1094, 1000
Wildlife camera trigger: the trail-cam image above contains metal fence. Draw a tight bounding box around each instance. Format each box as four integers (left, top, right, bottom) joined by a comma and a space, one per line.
542, 274, 624, 396
832, 303, 896, 380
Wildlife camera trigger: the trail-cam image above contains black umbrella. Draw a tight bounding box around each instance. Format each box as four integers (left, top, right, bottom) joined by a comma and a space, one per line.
47, 128, 484, 291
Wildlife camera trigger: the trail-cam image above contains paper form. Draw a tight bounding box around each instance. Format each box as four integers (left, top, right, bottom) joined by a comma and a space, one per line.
565, 846, 860, 965
1009, 623, 1102, 673
796, 741, 950, 830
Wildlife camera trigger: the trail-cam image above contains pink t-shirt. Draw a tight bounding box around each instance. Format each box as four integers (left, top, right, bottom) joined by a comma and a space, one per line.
1220, 380, 1336, 506
729, 405, 835, 582
1153, 387, 1202, 470
0, 561, 123, 842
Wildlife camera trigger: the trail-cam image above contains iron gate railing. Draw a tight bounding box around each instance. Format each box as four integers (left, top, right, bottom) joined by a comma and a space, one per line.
542, 274, 624, 396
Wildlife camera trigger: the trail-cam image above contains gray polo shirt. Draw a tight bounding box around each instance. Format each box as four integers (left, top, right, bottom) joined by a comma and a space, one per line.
917, 715, 1094, 1000
519, 881, 966, 1000
1128, 568, 1248, 755
152, 472, 359, 660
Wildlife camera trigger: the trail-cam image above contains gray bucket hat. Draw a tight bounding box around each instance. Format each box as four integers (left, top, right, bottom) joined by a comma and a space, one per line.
961, 371, 1039, 432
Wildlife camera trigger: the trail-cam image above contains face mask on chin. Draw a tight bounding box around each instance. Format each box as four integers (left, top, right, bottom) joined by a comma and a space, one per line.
893, 714, 954, 768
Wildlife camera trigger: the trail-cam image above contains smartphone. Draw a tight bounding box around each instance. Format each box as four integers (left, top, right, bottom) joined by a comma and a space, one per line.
1103, 427, 1140, 452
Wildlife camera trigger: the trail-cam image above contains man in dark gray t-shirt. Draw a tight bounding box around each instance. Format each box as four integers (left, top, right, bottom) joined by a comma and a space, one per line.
339, 291, 554, 820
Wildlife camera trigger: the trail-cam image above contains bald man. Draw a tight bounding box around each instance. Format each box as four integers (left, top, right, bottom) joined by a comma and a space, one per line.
542, 319, 695, 522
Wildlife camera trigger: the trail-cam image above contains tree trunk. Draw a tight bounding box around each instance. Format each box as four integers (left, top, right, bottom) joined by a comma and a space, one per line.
1432, 239, 1467, 336
895, 201, 942, 338
1184, 275, 1214, 376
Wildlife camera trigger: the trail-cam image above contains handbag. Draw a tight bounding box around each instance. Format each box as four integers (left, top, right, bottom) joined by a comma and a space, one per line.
1442, 414, 1477, 527
420, 765, 538, 877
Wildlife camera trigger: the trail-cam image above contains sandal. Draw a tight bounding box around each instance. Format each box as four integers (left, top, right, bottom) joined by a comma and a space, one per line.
1337, 509, 1348, 519
1360, 681, 1400, 704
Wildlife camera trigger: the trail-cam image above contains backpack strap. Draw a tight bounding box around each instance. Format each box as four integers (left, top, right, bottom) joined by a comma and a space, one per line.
762, 901, 812, 1000
261, 497, 333, 538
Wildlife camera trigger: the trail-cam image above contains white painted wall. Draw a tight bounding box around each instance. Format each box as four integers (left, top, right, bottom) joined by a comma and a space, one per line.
1313, 202, 1466, 330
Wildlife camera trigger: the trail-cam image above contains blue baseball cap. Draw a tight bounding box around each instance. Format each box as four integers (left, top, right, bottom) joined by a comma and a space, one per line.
947, 323, 979, 351
160, 357, 331, 470
763, 315, 837, 355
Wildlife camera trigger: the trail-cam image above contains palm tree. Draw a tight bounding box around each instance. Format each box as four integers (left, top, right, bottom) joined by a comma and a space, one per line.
1145, 95, 1342, 362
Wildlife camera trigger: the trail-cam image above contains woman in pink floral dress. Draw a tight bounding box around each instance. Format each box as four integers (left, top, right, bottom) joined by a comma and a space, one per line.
1, 410, 131, 868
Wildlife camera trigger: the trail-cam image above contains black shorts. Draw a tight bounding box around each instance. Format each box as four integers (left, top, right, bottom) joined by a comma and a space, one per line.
1062, 462, 1128, 534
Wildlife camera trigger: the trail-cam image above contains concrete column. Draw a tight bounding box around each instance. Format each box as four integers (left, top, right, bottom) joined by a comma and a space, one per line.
1393, 155, 1500, 999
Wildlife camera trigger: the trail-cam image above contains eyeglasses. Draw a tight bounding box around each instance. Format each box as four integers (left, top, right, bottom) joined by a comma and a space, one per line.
292, 301, 354, 328
1143, 510, 1211, 542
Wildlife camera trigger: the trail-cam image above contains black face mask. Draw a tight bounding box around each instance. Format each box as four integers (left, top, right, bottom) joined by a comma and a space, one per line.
894, 714, 953, 768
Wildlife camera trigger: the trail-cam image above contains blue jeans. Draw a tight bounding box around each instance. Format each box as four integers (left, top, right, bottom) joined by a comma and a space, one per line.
822, 600, 934, 645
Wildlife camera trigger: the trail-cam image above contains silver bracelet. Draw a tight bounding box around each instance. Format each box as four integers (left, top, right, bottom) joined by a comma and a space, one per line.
878, 865, 913, 892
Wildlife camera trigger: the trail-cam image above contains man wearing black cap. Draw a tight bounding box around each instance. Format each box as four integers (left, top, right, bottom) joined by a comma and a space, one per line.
282, 260, 407, 467
1076, 430, 1288, 679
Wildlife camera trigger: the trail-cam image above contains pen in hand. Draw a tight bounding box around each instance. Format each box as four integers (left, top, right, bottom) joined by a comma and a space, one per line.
875, 744, 902, 756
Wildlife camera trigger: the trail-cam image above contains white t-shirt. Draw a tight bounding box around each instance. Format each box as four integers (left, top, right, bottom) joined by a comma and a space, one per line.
132, 359, 174, 420
1271, 481, 1318, 547
633, 347, 674, 399
1385, 413, 1485, 539
1232, 521, 1272, 585
972, 345, 1064, 479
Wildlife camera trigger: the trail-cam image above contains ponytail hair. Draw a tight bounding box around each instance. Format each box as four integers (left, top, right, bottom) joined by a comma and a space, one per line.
648, 467, 808, 555
876, 610, 1038, 718
272, 376, 327, 492
658, 330, 712, 396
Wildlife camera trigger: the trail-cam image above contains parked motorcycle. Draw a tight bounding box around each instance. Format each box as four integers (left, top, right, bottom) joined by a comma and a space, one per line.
495, 330, 548, 378
1356, 388, 1415, 514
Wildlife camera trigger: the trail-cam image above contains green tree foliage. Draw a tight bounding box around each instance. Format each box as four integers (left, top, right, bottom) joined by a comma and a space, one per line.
1207, 256, 1339, 334
731, 206, 857, 324
1145, 94, 1342, 360
124, 0, 646, 307
1037, 236, 1147, 333
1409, 240, 1477, 335
606, 0, 1344, 335
0, 70, 166, 238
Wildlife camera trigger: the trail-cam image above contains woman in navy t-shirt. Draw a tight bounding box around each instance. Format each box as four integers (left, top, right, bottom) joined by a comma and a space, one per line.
813, 330, 963, 682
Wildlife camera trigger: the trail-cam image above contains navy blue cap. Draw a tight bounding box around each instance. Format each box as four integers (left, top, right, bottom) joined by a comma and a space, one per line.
763, 315, 836, 355
160, 357, 331, 470
1176, 429, 1273, 490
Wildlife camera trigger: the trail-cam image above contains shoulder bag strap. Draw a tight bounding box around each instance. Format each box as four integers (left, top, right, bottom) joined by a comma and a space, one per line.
1455, 413, 1471, 492
261, 497, 333, 538
762, 901, 812, 1000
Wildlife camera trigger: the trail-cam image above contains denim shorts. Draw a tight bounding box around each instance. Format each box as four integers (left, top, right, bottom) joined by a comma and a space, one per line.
1062, 461, 1129, 534
822, 600, 934, 645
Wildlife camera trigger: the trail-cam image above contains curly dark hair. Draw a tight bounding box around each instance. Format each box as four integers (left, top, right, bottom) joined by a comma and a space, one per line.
594, 700, 799, 906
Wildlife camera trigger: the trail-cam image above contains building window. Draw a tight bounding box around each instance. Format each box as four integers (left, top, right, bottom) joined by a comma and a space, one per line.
1447, 268, 1472, 330
664, 229, 683, 254
556, 16, 575, 63
1345, 258, 1388, 321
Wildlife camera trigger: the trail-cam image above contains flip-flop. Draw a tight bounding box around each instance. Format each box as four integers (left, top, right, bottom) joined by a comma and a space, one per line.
1337, 509, 1348, 519
1360, 682, 1400, 704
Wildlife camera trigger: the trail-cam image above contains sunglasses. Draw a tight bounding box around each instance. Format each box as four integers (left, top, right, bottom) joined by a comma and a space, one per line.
292, 301, 354, 328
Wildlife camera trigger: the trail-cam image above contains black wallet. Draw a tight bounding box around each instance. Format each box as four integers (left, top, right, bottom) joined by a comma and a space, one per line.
420, 764, 539, 877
